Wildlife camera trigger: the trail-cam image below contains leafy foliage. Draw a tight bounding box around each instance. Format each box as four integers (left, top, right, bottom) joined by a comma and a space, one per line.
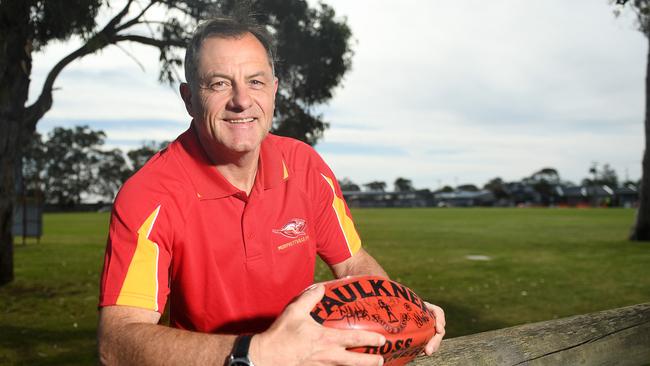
583, 162, 619, 188
126, 140, 169, 172
393, 177, 414, 192
21, 132, 47, 197
363, 181, 387, 192
94, 148, 131, 201
436, 185, 454, 193
483, 177, 509, 200
21, 126, 168, 206
456, 184, 479, 192
38, 126, 107, 206
338, 177, 360, 192
0, 1, 103, 52
614, 0, 650, 35
523, 167, 562, 205
29, 0, 104, 48
530, 167, 560, 185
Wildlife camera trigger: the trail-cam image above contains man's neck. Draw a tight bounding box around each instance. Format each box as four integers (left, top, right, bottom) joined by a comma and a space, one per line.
198, 140, 261, 196
214, 154, 259, 195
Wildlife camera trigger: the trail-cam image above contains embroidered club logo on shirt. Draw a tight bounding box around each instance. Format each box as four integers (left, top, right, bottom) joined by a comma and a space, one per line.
273, 218, 307, 238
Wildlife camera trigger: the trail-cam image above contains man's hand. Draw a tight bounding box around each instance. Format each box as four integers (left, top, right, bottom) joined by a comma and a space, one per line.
423, 302, 446, 355
251, 284, 386, 366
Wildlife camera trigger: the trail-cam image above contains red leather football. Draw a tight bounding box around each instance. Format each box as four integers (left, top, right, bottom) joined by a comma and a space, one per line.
310, 275, 436, 366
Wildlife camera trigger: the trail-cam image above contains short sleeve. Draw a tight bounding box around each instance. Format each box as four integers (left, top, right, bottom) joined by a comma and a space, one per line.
312, 160, 363, 265
98, 192, 173, 313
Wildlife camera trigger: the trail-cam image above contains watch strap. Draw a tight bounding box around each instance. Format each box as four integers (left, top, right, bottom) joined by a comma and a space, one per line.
229, 334, 254, 366
233, 335, 253, 358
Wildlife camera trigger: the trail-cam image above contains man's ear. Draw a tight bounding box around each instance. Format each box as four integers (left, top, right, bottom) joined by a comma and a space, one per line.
179, 82, 195, 117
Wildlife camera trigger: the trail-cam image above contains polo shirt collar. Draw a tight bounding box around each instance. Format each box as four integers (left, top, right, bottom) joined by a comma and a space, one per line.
256, 133, 288, 191
175, 125, 287, 200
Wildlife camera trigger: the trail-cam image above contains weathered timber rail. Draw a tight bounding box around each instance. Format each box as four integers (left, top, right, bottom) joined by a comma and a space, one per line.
412, 302, 650, 365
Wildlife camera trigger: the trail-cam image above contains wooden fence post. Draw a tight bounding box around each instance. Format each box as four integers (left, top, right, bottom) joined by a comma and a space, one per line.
411, 302, 650, 365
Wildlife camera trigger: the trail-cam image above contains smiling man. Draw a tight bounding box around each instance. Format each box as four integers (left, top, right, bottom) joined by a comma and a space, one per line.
97, 16, 444, 366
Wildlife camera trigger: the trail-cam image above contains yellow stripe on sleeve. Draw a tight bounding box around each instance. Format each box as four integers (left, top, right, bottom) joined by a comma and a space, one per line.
321, 174, 362, 255
116, 205, 161, 311
282, 160, 289, 179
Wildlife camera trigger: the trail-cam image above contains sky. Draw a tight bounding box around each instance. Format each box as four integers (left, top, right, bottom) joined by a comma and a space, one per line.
29, 0, 647, 191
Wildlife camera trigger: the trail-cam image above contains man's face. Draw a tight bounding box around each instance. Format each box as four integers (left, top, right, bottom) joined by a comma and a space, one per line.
182, 33, 278, 159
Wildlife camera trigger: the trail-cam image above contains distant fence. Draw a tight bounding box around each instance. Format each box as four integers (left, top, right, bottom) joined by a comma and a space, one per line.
43, 202, 112, 213
12, 197, 43, 244
412, 302, 650, 365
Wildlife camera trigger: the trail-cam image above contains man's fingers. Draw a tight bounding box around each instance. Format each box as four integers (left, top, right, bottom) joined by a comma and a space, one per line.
286, 283, 325, 315
334, 328, 386, 348
434, 306, 446, 330
341, 350, 385, 366
425, 301, 446, 330
424, 332, 444, 355
319, 349, 384, 366
423, 301, 445, 355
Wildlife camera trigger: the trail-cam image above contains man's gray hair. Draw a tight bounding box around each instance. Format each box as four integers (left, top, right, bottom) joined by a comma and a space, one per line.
184, 16, 276, 88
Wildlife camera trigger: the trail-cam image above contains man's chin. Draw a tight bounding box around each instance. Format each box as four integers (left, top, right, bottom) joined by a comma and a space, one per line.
225, 141, 262, 155
229, 133, 268, 153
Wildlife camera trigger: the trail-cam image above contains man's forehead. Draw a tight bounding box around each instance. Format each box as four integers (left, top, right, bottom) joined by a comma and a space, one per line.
198, 33, 270, 64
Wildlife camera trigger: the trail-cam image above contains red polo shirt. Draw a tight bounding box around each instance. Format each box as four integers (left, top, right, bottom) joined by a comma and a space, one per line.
99, 126, 362, 333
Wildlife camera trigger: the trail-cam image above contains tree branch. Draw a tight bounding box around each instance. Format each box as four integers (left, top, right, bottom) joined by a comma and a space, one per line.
132, 20, 170, 26
103, 0, 136, 34
21, 0, 177, 133
115, 0, 159, 33
23, 34, 112, 132
22, 0, 140, 132
112, 34, 186, 49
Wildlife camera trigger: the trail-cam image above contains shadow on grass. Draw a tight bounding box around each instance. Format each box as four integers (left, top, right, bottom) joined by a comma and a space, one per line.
1, 281, 89, 298
435, 301, 509, 338
0, 325, 97, 365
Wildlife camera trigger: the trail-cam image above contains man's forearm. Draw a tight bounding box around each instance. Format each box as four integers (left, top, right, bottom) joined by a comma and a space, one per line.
330, 248, 389, 279
345, 251, 389, 278
98, 318, 236, 365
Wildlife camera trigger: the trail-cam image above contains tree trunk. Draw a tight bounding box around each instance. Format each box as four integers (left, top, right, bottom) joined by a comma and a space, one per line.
0, 132, 18, 286
630, 35, 650, 241
0, 3, 32, 285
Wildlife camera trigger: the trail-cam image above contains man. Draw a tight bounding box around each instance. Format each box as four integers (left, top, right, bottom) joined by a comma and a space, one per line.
98, 15, 445, 365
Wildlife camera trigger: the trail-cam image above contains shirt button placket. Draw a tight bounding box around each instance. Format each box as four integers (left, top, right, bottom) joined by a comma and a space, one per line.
242, 202, 260, 260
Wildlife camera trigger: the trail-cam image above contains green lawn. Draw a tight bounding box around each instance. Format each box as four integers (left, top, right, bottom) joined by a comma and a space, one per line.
1, 208, 649, 365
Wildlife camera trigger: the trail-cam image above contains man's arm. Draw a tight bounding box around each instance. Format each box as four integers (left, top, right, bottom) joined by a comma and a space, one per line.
329, 247, 388, 279
98, 287, 386, 366
98, 306, 236, 365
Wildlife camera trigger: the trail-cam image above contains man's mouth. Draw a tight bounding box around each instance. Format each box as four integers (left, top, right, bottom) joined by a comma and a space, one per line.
225, 117, 255, 124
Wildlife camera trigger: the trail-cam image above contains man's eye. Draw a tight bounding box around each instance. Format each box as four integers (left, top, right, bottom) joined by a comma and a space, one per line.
209, 81, 229, 90
250, 80, 265, 88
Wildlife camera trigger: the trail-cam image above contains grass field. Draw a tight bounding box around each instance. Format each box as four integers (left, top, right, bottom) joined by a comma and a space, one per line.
1, 208, 649, 365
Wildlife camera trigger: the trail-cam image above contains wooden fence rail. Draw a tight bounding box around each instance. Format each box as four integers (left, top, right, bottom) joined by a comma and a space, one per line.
412, 302, 650, 365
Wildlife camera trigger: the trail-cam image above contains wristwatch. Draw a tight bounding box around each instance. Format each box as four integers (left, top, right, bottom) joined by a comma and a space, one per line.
228, 334, 255, 366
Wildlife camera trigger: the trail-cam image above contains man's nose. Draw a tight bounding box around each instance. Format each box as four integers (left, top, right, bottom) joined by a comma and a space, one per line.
227, 84, 253, 112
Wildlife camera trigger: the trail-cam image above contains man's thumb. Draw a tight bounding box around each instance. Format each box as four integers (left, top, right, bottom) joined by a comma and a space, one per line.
289, 283, 325, 314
